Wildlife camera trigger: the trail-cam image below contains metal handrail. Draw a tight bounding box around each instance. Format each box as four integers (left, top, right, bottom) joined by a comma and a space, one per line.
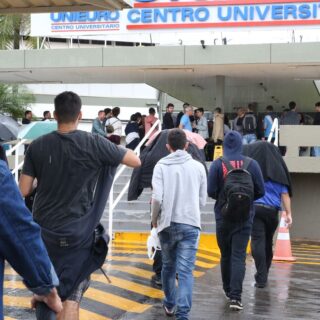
108, 119, 162, 239
5, 139, 27, 183
267, 118, 279, 146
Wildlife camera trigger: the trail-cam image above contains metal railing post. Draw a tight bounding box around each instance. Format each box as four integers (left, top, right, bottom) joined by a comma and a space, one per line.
107, 119, 161, 241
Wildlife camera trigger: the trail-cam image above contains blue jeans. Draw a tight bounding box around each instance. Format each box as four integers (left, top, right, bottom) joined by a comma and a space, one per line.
159, 223, 200, 320
216, 219, 252, 301
313, 146, 320, 157
242, 133, 257, 144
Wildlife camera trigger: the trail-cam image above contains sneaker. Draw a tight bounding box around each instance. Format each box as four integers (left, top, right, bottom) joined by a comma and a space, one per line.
151, 274, 162, 287
255, 282, 266, 289
163, 304, 175, 317
229, 300, 243, 311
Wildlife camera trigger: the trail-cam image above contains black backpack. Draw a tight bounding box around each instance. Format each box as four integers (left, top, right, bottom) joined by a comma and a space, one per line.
243, 114, 257, 132
220, 157, 254, 222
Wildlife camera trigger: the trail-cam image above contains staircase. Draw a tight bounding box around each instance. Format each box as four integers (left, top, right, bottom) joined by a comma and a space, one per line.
101, 163, 216, 234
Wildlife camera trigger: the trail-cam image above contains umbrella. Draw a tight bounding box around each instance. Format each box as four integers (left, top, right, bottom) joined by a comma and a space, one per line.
0, 115, 20, 142
18, 121, 57, 140
146, 129, 207, 149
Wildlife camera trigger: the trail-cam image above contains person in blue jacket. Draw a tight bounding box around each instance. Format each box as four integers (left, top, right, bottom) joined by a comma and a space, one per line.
0, 147, 62, 319
207, 131, 265, 311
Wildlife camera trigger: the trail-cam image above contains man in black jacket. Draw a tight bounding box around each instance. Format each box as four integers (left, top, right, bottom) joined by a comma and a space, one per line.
163, 103, 175, 129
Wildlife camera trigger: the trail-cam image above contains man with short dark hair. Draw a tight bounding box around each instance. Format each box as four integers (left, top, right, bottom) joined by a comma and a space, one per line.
242, 105, 257, 144
163, 103, 175, 130
19, 91, 141, 320
42, 111, 51, 121
281, 101, 300, 125
195, 107, 208, 139
22, 110, 32, 124
145, 107, 158, 137
152, 129, 207, 319
91, 110, 106, 136
263, 105, 275, 141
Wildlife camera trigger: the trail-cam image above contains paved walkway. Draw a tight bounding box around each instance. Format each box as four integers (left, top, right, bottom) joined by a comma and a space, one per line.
3, 240, 320, 319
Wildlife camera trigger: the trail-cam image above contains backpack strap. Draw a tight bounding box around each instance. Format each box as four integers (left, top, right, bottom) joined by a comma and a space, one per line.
241, 157, 252, 170
220, 157, 234, 172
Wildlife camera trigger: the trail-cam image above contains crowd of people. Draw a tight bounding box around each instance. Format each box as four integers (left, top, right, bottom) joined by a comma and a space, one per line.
1, 94, 316, 320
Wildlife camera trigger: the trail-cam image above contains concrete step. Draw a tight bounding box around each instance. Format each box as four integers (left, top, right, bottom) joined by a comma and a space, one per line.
101, 218, 216, 234
103, 209, 215, 222
108, 200, 215, 212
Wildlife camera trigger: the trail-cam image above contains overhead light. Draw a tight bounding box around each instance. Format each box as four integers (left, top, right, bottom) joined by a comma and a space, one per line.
140, 68, 194, 72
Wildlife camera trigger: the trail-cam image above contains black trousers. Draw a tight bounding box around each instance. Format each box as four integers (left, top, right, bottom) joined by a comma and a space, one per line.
251, 205, 279, 285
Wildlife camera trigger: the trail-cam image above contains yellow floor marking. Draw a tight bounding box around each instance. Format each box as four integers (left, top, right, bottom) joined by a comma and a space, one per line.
3, 296, 30, 308
105, 264, 204, 278
195, 260, 219, 269
104, 264, 154, 279
293, 253, 320, 259
292, 247, 320, 253
295, 256, 320, 261
4, 269, 18, 276
112, 244, 147, 249
4, 317, 17, 320
91, 274, 163, 299
84, 287, 151, 313
293, 261, 320, 265
111, 249, 221, 263
3, 280, 25, 289
109, 256, 153, 265
196, 252, 220, 262
79, 308, 111, 320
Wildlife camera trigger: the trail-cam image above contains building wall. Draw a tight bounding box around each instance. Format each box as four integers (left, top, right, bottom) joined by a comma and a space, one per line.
290, 173, 320, 240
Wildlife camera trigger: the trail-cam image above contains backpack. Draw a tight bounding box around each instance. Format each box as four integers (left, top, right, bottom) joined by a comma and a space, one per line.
220, 157, 254, 222
106, 118, 119, 134
243, 114, 257, 132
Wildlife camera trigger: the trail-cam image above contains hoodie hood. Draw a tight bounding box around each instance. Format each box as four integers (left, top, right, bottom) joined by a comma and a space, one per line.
158, 149, 192, 165
223, 131, 243, 158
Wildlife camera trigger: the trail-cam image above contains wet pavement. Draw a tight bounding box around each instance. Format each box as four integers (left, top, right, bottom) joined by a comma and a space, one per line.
3, 240, 320, 320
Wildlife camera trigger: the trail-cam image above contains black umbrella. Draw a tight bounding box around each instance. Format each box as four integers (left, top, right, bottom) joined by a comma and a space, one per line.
242, 141, 292, 196
0, 115, 20, 142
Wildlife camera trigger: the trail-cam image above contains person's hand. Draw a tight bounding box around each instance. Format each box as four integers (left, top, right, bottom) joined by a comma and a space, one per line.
285, 213, 293, 228
31, 288, 63, 313
152, 221, 157, 228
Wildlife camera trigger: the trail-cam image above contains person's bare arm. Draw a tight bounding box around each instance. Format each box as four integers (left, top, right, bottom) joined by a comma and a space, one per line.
19, 174, 35, 197
151, 199, 161, 228
179, 123, 184, 129
121, 149, 141, 168
281, 192, 292, 227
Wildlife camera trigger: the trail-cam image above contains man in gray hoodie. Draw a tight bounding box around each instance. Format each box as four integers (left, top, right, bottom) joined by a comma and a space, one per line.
151, 129, 207, 320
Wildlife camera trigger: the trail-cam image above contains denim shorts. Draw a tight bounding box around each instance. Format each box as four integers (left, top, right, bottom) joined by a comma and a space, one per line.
67, 277, 90, 303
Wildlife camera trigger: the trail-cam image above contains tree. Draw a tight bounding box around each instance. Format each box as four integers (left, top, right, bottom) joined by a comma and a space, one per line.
0, 14, 36, 119
0, 14, 36, 50
0, 84, 35, 119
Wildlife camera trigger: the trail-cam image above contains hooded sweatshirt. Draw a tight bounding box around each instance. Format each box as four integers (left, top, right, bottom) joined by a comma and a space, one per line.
207, 131, 265, 222
152, 149, 207, 233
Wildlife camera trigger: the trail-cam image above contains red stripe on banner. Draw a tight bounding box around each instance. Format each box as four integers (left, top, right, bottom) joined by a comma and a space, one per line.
134, 0, 318, 9
127, 19, 320, 29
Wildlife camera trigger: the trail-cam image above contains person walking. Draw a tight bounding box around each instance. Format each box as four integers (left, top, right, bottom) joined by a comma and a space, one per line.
105, 107, 122, 145
208, 131, 265, 311
145, 107, 159, 137
19, 91, 140, 320
91, 110, 106, 137
195, 108, 208, 139
179, 105, 193, 132
313, 101, 320, 157
151, 129, 207, 320
243, 141, 293, 288
163, 103, 175, 130
242, 105, 258, 144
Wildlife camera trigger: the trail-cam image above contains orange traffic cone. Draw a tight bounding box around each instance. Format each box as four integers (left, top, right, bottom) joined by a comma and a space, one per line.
273, 211, 296, 262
